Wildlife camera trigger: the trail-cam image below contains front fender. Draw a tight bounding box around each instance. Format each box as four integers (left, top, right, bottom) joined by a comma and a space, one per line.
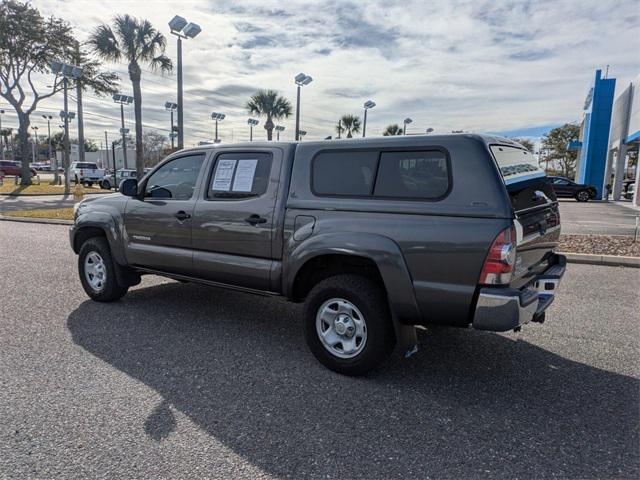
71, 212, 127, 265
284, 232, 420, 324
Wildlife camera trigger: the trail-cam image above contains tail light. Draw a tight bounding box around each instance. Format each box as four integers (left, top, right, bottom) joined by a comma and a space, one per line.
479, 225, 517, 285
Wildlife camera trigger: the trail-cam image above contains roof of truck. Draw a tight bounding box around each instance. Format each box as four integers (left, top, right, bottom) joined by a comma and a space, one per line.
182, 133, 526, 152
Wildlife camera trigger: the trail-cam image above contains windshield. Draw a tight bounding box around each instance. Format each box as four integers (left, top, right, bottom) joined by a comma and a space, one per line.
490, 145, 544, 185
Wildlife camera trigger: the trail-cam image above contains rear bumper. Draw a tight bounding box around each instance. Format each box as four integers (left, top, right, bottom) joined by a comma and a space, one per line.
472, 254, 566, 332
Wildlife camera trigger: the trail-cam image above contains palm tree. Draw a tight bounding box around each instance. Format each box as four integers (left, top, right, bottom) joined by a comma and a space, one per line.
246, 90, 292, 140
89, 15, 172, 179
335, 120, 345, 139
340, 114, 361, 138
383, 124, 403, 136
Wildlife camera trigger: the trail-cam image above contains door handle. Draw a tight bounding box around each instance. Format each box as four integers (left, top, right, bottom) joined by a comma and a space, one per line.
245, 214, 267, 225
174, 210, 191, 221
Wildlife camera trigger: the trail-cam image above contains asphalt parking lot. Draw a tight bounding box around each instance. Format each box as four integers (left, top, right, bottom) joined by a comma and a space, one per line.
558, 199, 639, 236
0, 222, 638, 479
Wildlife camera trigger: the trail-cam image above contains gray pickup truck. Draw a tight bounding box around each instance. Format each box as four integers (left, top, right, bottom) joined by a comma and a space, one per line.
70, 134, 565, 375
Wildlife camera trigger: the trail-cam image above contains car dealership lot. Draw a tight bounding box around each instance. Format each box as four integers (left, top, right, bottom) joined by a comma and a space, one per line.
0, 222, 638, 479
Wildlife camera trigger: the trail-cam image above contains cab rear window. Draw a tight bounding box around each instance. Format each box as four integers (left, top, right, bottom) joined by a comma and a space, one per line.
490, 146, 544, 185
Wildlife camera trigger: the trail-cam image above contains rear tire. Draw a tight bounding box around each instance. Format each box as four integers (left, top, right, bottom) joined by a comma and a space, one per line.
575, 190, 591, 202
78, 237, 128, 302
303, 274, 395, 376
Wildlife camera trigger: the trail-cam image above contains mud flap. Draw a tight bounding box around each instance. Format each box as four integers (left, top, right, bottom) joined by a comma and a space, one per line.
392, 313, 418, 358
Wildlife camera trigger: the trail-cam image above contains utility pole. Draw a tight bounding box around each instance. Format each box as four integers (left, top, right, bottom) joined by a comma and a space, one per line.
63, 77, 71, 192
120, 103, 127, 169
0, 109, 4, 160
104, 131, 110, 171
75, 42, 86, 162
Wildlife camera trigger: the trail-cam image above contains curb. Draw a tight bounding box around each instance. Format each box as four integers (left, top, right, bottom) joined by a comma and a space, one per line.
0, 191, 112, 197
0, 215, 73, 226
560, 252, 640, 268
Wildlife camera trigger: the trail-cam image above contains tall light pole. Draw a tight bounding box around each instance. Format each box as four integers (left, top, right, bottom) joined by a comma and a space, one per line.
42, 115, 52, 166
403, 117, 413, 135
294, 73, 313, 141
165, 101, 178, 150
247, 118, 259, 141
113, 94, 133, 169
362, 100, 376, 137
30, 126, 38, 162
0, 109, 4, 160
211, 112, 225, 143
275, 125, 285, 141
51, 61, 82, 190
169, 15, 202, 150
299, 130, 307, 141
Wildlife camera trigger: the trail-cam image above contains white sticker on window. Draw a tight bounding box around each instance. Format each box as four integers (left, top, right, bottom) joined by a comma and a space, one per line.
232, 159, 258, 192
211, 159, 237, 191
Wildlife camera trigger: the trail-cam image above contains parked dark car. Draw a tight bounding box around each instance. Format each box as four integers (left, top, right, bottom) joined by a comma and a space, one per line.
548, 176, 597, 202
0, 160, 38, 178
70, 135, 565, 375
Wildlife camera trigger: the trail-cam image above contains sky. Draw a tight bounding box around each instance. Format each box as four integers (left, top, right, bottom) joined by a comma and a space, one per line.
3, 0, 639, 147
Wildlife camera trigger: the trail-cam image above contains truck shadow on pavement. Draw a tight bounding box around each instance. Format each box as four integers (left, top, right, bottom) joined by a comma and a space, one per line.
67, 281, 639, 479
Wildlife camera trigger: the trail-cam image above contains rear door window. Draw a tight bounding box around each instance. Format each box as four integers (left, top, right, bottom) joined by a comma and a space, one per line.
208, 152, 273, 199
312, 151, 378, 196
373, 151, 449, 199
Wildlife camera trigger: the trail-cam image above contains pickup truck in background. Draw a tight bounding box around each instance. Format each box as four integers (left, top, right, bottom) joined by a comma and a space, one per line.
71, 162, 105, 187
70, 134, 566, 375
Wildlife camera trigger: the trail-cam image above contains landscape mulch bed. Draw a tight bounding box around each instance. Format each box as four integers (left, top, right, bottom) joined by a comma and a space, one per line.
558, 234, 640, 257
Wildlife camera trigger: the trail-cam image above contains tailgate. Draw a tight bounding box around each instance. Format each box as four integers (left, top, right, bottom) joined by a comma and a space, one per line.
490, 145, 560, 289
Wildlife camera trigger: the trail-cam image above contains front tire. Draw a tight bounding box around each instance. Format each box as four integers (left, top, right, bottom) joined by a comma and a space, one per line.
303, 274, 395, 376
100, 180, 111, 190
78, 237, 128, 302
575, 190, 591, 202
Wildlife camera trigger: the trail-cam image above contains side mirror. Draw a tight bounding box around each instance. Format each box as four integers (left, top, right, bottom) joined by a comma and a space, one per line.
120, 178, 138, 197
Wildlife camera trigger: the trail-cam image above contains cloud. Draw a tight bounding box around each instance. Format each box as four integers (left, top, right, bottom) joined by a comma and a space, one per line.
8, 0, 638, 145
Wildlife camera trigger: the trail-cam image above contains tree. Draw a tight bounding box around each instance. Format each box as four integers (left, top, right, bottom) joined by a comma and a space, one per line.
89, 15, 172, 179
0, 0, 117, 184
140, 130, 168, 166
340, 114, 361, 138
246, 89, 292, 140
510, 137, 535, 153
541, 124, 580, 177
383, 124, 403, 136
335, 120, 345, 139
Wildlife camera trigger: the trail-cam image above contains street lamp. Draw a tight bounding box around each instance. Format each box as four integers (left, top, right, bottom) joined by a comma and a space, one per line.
247, 118, 259, 142
113, 94, 134, 169
275, 125, 285, 141
169, 15, 202, 150
294, 72, 313, 141
30, 126, 38, 162
165, 101, 178, 150
403, 117, 413, 135
51, 60, 83, 189
362, 100, 376, 138
211, 112, 225, 143
299, 130, 307, 141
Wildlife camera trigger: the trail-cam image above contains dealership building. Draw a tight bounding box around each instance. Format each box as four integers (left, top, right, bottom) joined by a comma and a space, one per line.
572, 69, 639, 205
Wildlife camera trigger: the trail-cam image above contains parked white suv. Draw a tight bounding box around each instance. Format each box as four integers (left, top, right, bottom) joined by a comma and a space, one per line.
71, 162, 104, 186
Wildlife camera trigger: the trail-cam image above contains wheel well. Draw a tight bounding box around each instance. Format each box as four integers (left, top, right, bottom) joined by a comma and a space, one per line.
292, 254, 385, 302
73, 227, 106, 253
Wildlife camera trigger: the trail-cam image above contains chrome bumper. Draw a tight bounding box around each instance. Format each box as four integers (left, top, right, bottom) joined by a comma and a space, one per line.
472, 254, 566, 332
